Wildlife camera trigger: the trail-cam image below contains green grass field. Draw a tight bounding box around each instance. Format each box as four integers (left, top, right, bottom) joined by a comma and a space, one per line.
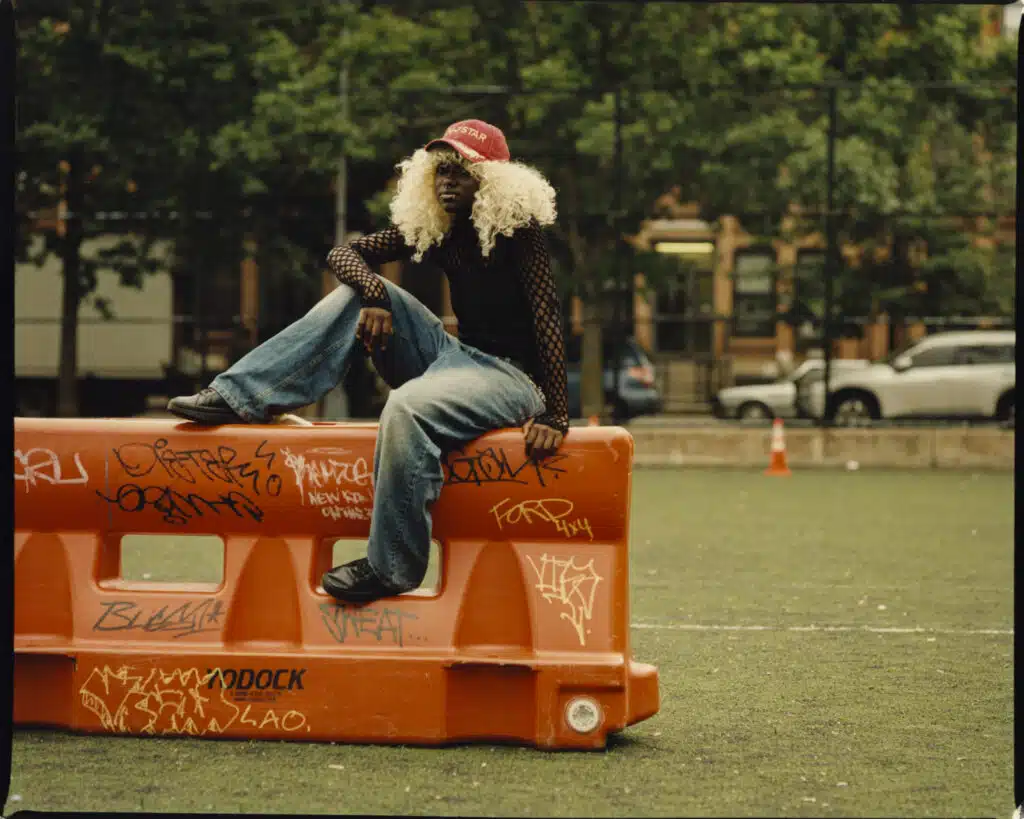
6, 468, 1014, 817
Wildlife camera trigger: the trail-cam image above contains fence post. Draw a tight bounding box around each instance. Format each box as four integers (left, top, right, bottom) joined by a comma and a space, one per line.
822, 84, 839, 428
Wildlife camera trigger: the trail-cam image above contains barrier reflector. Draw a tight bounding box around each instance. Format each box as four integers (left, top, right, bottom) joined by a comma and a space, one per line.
14, 417, 659, 748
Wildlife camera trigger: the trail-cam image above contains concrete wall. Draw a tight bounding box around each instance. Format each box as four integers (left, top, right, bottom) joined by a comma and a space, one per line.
630, 426, 1014, 470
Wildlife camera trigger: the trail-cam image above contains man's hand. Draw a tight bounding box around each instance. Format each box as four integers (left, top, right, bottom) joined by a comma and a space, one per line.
356, 307, 393, 352
522, 418, 564, 460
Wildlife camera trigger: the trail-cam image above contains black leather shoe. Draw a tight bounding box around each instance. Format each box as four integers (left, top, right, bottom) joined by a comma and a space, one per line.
322, 558, 400, 604
167, 388, 244, 425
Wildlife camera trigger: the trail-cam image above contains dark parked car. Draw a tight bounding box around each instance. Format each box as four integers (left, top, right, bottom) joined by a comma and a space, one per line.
566, 336, 662, 421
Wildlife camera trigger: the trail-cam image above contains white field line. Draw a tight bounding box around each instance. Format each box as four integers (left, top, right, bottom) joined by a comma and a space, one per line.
630, 622, 1013, 636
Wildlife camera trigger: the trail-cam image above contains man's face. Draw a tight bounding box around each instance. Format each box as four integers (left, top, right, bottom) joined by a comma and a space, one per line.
433, 155, 479, 214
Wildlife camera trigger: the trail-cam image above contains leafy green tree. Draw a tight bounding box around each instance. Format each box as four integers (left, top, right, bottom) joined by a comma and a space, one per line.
18, 2, 171, 416
335, 1, 724, 415
20, 1, 1011, 419
694, 4, 1016, 337
17, 1, 353, 413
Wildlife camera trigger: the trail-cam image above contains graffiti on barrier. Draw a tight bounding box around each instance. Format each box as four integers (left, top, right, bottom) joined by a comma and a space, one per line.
490, 497, 594, 541
92, 600, 225, 638
281, 447, 374, 520
443, 446, 568, 488
79, 665, 310, 736
14, 448, 89, 491
110, 438, 282, 497
525, 553, 603, 646
319, 603, 418, 647
95, 483, 265, 525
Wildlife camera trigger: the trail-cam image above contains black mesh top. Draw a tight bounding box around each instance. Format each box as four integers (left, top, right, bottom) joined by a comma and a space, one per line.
327, 218, 569, 434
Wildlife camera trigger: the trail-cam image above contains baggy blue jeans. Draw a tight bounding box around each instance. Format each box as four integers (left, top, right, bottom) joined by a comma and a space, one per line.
211, 279, 546, 591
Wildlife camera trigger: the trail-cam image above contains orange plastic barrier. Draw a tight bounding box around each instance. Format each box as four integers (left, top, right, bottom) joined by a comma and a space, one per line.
14, 417, 659, 749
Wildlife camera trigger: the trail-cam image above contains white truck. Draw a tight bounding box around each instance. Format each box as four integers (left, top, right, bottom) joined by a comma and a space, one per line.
15, 235, 197, 416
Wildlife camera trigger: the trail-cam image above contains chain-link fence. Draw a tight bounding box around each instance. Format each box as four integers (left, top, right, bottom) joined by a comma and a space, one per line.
17, 71, 1015, 419
358, 78, 1015, 415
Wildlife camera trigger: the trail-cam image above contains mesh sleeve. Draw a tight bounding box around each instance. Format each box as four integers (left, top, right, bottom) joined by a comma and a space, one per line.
326, 226, 413, 310
512, 221, 570, 436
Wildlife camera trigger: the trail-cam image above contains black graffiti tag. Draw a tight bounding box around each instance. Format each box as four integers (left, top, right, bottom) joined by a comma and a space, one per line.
96, 483, 265, 525
93, 599, 225, 638
318, 603, 418, 647
111, 439, 282, 496
443, 446, 567, 488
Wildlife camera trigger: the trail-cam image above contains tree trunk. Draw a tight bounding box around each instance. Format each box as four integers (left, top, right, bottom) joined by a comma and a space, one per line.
889, 230, 912, 352
57, 153, 85, 418
580, 299, 605, 420
577, 264, 606, 420
888, 154, 913, 351
564, 170, 605, 421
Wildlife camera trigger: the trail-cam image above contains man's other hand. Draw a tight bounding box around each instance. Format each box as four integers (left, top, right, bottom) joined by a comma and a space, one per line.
522, 418, 564, 460
356, 307, 393, 352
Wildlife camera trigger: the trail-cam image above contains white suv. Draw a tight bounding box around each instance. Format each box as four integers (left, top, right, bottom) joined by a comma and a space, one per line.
797, 330, 1015, 426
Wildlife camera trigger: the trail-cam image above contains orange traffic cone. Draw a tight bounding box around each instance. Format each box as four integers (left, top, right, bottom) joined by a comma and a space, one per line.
765, 418, 791, 476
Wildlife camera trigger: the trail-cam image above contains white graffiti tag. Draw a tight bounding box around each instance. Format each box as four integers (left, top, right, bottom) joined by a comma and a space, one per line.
280, 447, 374, 522
525, 554, 603, 646
280, 447, 372, 503
14, 448, 89, 492
79, 665, 309, 736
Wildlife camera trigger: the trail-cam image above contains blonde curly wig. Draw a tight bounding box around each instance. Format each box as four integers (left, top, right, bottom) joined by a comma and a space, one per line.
389, 147, 557, 262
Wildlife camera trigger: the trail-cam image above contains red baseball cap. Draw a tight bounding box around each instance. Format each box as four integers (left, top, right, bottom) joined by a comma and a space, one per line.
425, 119, 510, 163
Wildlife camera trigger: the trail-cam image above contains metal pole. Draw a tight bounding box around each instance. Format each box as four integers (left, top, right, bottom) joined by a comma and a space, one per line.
334, 61, 349, 250
612, 86, 625, 420
822, 84, 837, 428
197, 264, 208, 387
197, 139, 209, 388
320, 38, 352, 420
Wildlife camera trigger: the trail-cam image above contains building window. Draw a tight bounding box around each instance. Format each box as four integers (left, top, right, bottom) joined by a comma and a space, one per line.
791, 249, 827, 338
652, 241, 715, 354
732, 248, 776, 338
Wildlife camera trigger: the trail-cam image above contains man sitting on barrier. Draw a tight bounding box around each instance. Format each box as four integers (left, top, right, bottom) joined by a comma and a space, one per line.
167, 119, 570, 604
